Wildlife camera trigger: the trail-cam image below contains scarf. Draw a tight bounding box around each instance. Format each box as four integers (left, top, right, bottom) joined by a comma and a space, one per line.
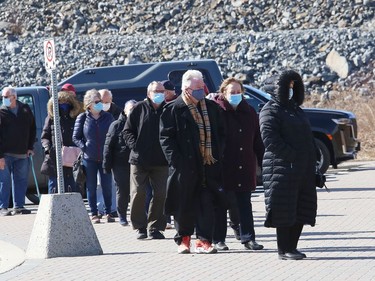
183, 95, 217, 165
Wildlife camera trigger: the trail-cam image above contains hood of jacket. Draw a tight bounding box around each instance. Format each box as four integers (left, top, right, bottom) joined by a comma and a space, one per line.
47, 91, 83, 119
274, 70, 305, 106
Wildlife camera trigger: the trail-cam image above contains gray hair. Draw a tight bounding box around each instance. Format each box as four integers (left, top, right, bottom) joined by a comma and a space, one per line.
124, 99, 137, 109
83, 89, 100, 110
147, 81, 160, 95
2, 86, 17, 97
181, 70, 203, 90
98, 89, 112, 98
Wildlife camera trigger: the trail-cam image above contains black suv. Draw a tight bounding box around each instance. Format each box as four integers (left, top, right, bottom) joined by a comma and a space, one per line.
243, 85, 360, 173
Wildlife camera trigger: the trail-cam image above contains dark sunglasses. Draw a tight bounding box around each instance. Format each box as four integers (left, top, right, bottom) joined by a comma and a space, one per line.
93, 100, 101, 104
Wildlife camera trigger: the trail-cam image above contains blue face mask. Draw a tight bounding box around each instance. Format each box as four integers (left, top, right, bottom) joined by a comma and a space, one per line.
2, 97, 11, 107
228, 94, 242, 106
152, 93, 165, 104
59, 103, 71, 112
191, 89, 205, 101
93, 102, 103, 112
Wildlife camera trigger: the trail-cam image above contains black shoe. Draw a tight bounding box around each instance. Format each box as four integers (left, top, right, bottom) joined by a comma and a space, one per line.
278, 251, 304, 260
0, 208, 12, 216
12, 207, 31, 215
149, 230, 165, 239
110, 211, 118, 218
232, 227, 241, 240
214, 242, 229, 251
136, 228, 148, 239
244, 240, 264, 250
292, 249, 307, 258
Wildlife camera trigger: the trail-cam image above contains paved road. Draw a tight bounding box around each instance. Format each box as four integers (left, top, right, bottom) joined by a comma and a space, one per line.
0, 161, 374, 280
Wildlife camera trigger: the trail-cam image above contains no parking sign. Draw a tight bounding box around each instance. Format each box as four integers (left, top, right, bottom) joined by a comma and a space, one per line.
44, 39, 56, 70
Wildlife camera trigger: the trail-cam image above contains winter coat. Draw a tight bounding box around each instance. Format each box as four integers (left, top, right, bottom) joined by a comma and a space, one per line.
107, 102, 122, 120
259, 70, 317, 228
103, 112, 130, 173
0, 101, 36, 158
123, 98, 167, 167
72, 110, 114, 162
40, 92, 82, 176
214, 95, 264, 192
160, 96, 226, 216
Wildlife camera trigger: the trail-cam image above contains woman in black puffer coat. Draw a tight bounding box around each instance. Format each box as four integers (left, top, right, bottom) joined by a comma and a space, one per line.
259, 70, 317, 260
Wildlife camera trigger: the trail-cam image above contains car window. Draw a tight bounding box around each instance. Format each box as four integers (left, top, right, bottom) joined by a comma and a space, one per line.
243, 94, 264, 113
0, 94, 35, 115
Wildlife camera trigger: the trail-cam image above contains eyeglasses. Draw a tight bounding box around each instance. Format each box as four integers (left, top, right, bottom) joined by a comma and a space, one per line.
93, 100, 101, 104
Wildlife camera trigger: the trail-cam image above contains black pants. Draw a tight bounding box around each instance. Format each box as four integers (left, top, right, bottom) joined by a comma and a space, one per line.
276, 223, 304, 254
112, 164, 130, 221
174, 188, 216, 245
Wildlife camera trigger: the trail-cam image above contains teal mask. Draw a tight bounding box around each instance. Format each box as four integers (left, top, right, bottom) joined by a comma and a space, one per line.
228, 94, 242, 106
2, 97, 11, 107
93, 102, 103, 112
152, 93, 165, 104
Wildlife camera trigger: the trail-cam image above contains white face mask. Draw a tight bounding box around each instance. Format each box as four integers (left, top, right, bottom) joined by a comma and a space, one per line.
289, 88, 294, 100
102, 103, 111, 111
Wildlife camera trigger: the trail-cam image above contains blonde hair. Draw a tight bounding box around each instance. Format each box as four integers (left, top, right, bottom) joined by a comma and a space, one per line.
83, 89, 100, 110
181, 70, 203, 90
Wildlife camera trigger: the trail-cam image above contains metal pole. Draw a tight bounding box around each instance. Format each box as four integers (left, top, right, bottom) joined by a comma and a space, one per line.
50, 68, 65, 194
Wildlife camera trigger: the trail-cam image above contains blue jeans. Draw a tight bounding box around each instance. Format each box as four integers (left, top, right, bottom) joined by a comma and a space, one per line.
0, 155, 29, 209
83, 159, 112, 215
48, 167, 78, 194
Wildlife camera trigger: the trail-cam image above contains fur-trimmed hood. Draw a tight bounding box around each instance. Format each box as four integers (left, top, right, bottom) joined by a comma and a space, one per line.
275, 70, 305, 106
47, 91, 83, 119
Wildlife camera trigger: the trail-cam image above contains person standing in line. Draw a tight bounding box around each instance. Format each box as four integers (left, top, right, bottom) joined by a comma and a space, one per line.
0, 87, 36, 216
40, 91, 82, 193
96, 89, 122, 217
73, 89, 115, 224
160, 70, 226, 254
259, 70, 317, 260
123, 81, 168, 240
212, 78, 264, 251
103, 99, 137, 226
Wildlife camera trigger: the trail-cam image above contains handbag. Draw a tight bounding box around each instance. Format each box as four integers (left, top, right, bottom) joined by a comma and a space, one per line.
315, 168, 329, 191
62, 146, 81, 167
73, 152, 86, 186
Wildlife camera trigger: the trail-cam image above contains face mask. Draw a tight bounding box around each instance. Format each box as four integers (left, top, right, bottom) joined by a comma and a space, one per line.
289, 88, 294, 100
152, 93, 165, 104
59, 103, 71, 112
102, 103, 111, 111
191, 89, 205, 101
93, 102, 103, 112
2, 97, 11, 107
228, 94, 242, 106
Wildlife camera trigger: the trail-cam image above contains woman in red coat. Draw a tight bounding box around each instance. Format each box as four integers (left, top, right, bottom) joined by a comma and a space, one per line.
212, 78, 265, 251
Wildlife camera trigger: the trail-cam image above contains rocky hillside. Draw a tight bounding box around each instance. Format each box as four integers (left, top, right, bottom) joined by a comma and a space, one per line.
0, 0, 374, 96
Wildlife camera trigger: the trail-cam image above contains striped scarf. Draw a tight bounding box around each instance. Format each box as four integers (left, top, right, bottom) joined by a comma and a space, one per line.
184, 96, 217, 165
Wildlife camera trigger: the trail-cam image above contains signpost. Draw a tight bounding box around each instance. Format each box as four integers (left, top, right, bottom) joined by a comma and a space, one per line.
43, 39, 64, 194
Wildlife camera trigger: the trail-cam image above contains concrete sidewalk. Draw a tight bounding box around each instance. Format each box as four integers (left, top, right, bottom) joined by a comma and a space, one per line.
1, 161, 374, 280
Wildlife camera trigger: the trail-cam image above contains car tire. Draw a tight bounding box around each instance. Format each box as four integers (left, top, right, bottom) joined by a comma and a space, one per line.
315, 138, 330, 174
26, 192, 40, 205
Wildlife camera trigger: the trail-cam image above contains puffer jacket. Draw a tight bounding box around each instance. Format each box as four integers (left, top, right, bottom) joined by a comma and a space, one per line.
73, 110, 114, 162
259, 70, 317, 228
103, 112, 130, 173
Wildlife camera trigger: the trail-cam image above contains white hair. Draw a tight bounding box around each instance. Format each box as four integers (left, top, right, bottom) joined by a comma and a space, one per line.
2, 86, 17, 97
181, 70, 203, 90
98, 89, 112, 98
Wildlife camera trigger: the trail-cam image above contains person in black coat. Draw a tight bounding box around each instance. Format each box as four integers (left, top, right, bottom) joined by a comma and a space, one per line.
41, 91, 82, 193
259, 70, 317, 260
160, 70, 226, 254
103, 99, 137, 226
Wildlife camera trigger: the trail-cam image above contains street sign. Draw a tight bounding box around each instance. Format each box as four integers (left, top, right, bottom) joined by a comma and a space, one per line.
44, 39, 56, 70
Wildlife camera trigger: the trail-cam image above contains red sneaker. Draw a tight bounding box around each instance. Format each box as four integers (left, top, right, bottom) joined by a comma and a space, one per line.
178, 236, 191, 254
195, 239, 217, 254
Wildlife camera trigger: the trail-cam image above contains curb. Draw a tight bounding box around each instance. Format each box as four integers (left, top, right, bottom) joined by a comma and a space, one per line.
0, 241, 25, 274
